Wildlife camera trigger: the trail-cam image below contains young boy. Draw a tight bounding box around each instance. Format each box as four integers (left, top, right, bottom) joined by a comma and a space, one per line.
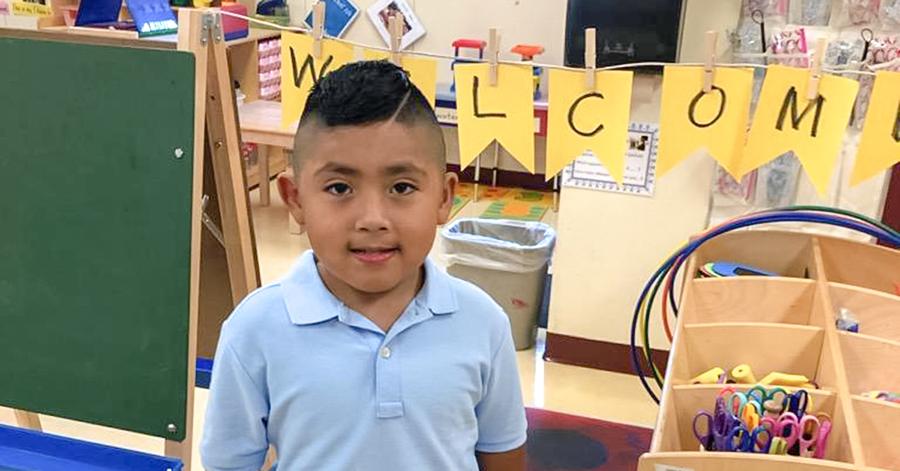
201, 61, 527, 471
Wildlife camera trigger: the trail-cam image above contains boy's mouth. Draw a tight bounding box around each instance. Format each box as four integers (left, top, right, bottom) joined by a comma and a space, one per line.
350, 247, 398, 263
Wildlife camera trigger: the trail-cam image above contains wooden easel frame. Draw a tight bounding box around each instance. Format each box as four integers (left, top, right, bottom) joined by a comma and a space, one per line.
1, 9, 259, 471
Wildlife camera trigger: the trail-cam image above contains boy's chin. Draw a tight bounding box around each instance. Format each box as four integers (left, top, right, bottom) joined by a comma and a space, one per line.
346, 275, 408, 295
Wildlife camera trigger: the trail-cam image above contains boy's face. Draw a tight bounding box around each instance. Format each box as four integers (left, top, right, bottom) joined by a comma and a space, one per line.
278, 121, 456, 296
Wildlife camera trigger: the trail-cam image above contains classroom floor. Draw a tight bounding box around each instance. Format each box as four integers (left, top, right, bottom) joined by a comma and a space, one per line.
0, 180, 660, 469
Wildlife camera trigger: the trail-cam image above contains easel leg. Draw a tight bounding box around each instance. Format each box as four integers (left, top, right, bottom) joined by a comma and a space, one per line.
14, 410, 41, 431
203, 13, 261, 302
258, 145, 270, 206
474, 154, 481, 203
491, 141, 499, 187
553, 174, 560, 212
173, 8, 210, 471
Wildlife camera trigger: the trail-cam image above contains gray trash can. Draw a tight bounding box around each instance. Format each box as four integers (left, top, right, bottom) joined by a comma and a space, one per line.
441, 218, 557, 350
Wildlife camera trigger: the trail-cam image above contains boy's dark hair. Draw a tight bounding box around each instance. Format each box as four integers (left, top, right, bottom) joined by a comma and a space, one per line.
291, 60, 446, 171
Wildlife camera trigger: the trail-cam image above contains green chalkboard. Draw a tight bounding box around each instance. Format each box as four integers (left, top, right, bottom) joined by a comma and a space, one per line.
0, 37, 196, 441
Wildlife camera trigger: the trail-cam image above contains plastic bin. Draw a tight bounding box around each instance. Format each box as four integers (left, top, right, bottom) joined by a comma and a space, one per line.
442, 218, 557, 350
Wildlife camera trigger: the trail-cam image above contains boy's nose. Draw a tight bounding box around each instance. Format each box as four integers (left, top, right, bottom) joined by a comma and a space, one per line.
354, 195, 390, 232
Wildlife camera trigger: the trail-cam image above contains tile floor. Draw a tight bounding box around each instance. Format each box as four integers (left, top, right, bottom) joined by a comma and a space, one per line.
0, 180, 660, 469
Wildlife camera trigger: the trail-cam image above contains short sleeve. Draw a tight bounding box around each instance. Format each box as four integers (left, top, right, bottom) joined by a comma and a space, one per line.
200, 338, 271, 471
474, 319, 528, 453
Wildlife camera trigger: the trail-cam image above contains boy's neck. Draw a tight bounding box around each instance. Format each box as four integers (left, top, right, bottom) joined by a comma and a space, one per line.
316, 262, 425, 333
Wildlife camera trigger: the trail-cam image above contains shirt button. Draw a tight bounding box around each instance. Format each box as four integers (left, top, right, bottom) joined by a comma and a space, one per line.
380, 346, 392, 359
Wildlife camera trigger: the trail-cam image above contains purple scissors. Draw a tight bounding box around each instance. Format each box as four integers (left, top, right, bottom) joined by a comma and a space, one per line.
693, 409, 716, 451
694, 405, 745, 452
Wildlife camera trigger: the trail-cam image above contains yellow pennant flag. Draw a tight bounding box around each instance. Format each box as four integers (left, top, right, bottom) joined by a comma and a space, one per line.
743, 65, 859, 196
852, 71, 900, 185
657, 66, 754, 178
545, 70, 633, 183
281, 32, 354, 129
362, 50, 438, 109
454, 63, 535, 173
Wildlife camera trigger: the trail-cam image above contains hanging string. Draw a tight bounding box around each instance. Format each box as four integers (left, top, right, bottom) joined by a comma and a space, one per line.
218, 10, 888, 77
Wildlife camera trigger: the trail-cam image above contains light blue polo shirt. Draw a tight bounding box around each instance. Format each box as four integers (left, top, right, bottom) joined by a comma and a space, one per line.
201, 251, 527, 471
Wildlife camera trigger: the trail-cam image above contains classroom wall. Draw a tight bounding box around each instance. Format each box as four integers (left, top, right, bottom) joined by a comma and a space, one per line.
547, 0, 891, 352
279, 0, 565, 173
267, 0, 889, 351
546, 0, 742, 351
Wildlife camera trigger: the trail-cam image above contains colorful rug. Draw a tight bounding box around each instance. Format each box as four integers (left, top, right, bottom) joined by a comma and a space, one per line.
525, 408, 652, 471
456, 182, 509, 201
481, 200, 548, 221
449, 195, 470, 220
506, 188, 555, 205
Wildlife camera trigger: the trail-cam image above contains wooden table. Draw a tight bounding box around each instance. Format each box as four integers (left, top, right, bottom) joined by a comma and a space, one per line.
238, 99, 295, 206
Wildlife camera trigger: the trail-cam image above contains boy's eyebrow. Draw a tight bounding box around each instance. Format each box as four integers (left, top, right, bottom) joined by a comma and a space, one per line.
383, 163, 427, 177
314, 162, 359, 177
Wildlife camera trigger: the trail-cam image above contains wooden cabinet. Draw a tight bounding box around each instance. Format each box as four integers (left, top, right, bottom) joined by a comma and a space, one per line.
640, 231, 900, 471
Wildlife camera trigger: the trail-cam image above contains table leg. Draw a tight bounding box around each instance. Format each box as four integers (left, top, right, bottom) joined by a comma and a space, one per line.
258, 145, 270, 206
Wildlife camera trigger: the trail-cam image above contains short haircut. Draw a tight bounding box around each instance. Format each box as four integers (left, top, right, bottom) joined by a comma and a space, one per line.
291, 60, 446, 172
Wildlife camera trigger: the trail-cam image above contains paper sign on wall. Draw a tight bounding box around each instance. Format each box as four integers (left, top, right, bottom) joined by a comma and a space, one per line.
852, 71, 900, 185
657, 66, 754, 179
454, 63, 535, 172
562, 122, 659, 197
546, 69, 633, 184
743, 65, 858, 196
11, 1, 51, 16
281, 32, 354, 129
362, 50, 437, 108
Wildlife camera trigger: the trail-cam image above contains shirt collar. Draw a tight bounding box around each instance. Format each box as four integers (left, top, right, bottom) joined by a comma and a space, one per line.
281, 251, 458, 326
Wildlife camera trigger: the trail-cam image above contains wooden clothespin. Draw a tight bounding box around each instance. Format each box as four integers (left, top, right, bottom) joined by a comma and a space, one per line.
312, 1, 325, 59
703, 30, 718, 93
584, 27, 596, 89
807, 37, 826, 100
488, 28, 500, 86
389, 12, 404, 65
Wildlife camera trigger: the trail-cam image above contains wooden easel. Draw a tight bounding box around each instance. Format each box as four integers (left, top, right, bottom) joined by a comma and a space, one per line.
2, 9, 259, 471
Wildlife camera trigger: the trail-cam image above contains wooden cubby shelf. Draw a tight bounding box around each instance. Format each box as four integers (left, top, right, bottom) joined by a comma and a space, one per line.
639, 231, 900, 471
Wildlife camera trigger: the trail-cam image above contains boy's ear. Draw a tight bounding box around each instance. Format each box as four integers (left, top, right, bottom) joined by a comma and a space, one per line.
277, 170, 305, 226
436, 172, 459, 225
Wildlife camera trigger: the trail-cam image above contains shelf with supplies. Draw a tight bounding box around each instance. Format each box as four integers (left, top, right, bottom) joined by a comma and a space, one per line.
639, 231, 900, 471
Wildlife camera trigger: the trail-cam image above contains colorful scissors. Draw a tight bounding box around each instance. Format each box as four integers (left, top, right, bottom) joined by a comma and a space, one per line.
763, 398, 785, 419
750, 425, 773, 453
813, 414, 832, 459
786, 390, 809, 418
722, 390, 750, 417
769, 436, 789, 455
760, 412, 801, 452
693, 409, 716, 451
726, 424, 754, 452
748, 385, 787, 406
741, 400, 761, 431
797, 414, 822, 457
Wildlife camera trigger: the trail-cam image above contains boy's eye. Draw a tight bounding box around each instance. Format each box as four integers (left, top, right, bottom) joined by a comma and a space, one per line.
391, 182, 418, 195
325, 183, 352, 195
